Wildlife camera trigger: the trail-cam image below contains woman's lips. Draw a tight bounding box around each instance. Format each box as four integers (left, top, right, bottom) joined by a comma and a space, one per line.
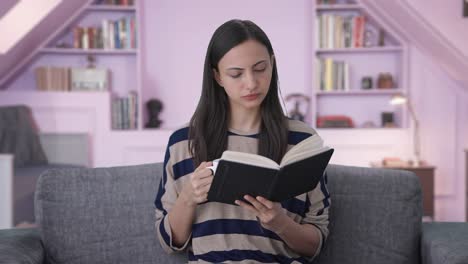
242, 93, 260, 101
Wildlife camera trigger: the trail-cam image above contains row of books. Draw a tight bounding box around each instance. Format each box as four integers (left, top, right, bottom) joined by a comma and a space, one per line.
35, 66, 109, 92
112, 92, 138, 130
316, 0, 339, 4
73, 17, 137, 50
95, 0, 134, 6
316, 58, 350, 91
316, 14, 365, 49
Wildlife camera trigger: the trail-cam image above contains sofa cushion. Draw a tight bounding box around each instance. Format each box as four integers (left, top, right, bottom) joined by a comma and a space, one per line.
313, 165, 422, 264
0, 105, 48, 167
0, 228, 44, 264
35, 163, 187, 264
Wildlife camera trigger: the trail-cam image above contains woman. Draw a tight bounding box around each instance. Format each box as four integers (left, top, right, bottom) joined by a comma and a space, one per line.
155, 19, 330, 263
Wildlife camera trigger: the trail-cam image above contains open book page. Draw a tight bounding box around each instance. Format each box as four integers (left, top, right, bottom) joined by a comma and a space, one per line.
220, 151, 280, 170
280, 134, 330, 167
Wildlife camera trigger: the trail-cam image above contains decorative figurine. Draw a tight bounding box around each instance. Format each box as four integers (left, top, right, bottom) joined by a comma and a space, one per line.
377, 72, 395, 89
361, 76, 373, 89
145, 98, 163, 128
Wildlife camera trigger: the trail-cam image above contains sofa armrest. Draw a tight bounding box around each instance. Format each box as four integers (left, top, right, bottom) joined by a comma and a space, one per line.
421, 222, 468, 264
0, 228, 44, 264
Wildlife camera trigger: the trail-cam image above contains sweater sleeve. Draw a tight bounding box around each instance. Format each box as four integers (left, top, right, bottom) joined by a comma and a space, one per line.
154, 141, 191, 253
301, 172, 330, 259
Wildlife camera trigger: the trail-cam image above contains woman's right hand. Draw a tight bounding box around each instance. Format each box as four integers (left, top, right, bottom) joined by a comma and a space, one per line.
180, 161, 214, 207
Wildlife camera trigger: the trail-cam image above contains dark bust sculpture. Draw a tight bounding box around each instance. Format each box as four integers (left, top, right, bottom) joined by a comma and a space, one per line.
145, 99, 163, 128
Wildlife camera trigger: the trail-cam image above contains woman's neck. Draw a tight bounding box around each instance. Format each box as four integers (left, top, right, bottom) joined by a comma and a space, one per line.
229, 107, 261, 134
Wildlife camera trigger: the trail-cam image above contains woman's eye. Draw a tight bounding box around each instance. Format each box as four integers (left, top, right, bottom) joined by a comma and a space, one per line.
254, 67, 266, 72
230, 73, 241, 78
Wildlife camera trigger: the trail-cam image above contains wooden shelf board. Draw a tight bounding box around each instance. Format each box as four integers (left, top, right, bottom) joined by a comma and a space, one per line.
316, 4, 362, 11
40, 48, 137, 55
316, 89, 404, 96
86, 5, 136, 12
316, 47, 403, 54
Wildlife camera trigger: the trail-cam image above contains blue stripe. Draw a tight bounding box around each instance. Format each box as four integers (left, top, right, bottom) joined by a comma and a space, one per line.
158, 216, 171, 247
281, 198, 307, 217
168, 127, 189, 146
192, 219, 282, 241
172, 158, 195, 180
317, 172, 330, 216
154, 143, 171, 214
188, 249, 309, 263
154, 127, 190, 213
227, 131, 258, 138
304, 193, 312, 215
288, 131, 312, 145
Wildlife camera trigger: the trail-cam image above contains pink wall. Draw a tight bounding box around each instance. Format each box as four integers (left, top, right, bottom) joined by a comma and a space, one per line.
406, 0, 468, 59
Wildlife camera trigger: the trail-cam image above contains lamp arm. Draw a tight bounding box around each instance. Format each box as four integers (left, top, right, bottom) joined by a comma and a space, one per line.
407, 101, 421, 163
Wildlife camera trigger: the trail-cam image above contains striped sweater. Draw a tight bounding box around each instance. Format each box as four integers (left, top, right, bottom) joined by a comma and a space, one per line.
155, 119, 330, 263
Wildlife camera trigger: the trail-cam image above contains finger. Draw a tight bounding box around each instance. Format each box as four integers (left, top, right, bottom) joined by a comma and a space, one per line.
192, 168, 213, 181
195, 161, 212, 171
198, 168, 214, 179
197, 175, 213, 187
244, 195, 266, 211
198, 180, 212, 194
256, 196, 274, 209
235, 199, 258, 214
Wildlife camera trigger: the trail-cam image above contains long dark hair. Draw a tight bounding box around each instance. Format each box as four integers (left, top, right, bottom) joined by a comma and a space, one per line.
189, 19, 289, 167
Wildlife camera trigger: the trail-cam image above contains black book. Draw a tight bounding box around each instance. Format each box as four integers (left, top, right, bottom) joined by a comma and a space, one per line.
207, 134, 334, 205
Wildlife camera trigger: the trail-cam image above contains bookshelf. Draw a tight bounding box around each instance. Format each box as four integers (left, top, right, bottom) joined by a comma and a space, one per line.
312, 0, 408, 129
32, 0, 141, 131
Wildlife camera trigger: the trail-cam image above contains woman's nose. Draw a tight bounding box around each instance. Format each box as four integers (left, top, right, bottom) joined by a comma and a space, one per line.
244, 71, 257, 91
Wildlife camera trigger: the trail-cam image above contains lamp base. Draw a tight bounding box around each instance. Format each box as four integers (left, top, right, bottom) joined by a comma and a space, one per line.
409, 156, 422, 167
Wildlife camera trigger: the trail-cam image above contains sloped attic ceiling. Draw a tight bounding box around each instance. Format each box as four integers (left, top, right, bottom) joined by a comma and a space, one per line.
0, 0, 18, 19
0, 0, 89, 89
360, 0, 468, 90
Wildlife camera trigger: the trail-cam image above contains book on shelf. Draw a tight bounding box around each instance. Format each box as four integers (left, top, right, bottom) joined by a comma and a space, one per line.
316, 14, 365, 49
35, 66, 71, 92
111, 91, 138, 130
207, 134, 334, 205
35, 66, 110, 92
71, 16, 136, 50
316, 58, 350, 91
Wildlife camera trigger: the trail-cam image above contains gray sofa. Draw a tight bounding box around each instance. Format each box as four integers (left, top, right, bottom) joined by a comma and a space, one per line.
1, 163, 467, 264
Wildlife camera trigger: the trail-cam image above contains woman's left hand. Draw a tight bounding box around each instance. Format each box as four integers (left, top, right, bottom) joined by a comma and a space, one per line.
235, 195, 290, 234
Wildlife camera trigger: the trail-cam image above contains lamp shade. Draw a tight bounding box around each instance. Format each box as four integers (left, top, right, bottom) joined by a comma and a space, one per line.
390, 94, 407, 105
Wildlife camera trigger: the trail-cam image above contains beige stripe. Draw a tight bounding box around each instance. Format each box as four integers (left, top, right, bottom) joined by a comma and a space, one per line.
287, 119, 317, 134
169, 139, 192, 164
192, 233, 302, 258
227, 135, 258, 154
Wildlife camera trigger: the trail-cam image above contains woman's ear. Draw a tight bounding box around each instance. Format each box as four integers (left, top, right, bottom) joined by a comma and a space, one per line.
213, 68, 223, 87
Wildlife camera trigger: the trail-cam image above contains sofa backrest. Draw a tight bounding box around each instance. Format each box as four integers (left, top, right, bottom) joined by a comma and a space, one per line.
35, 163, 187, 264
314, 165, 422, 264
35, 163, 422, 264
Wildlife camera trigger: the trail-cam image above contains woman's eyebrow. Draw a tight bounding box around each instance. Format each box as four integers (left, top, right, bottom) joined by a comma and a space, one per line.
226, 60, 267, 71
